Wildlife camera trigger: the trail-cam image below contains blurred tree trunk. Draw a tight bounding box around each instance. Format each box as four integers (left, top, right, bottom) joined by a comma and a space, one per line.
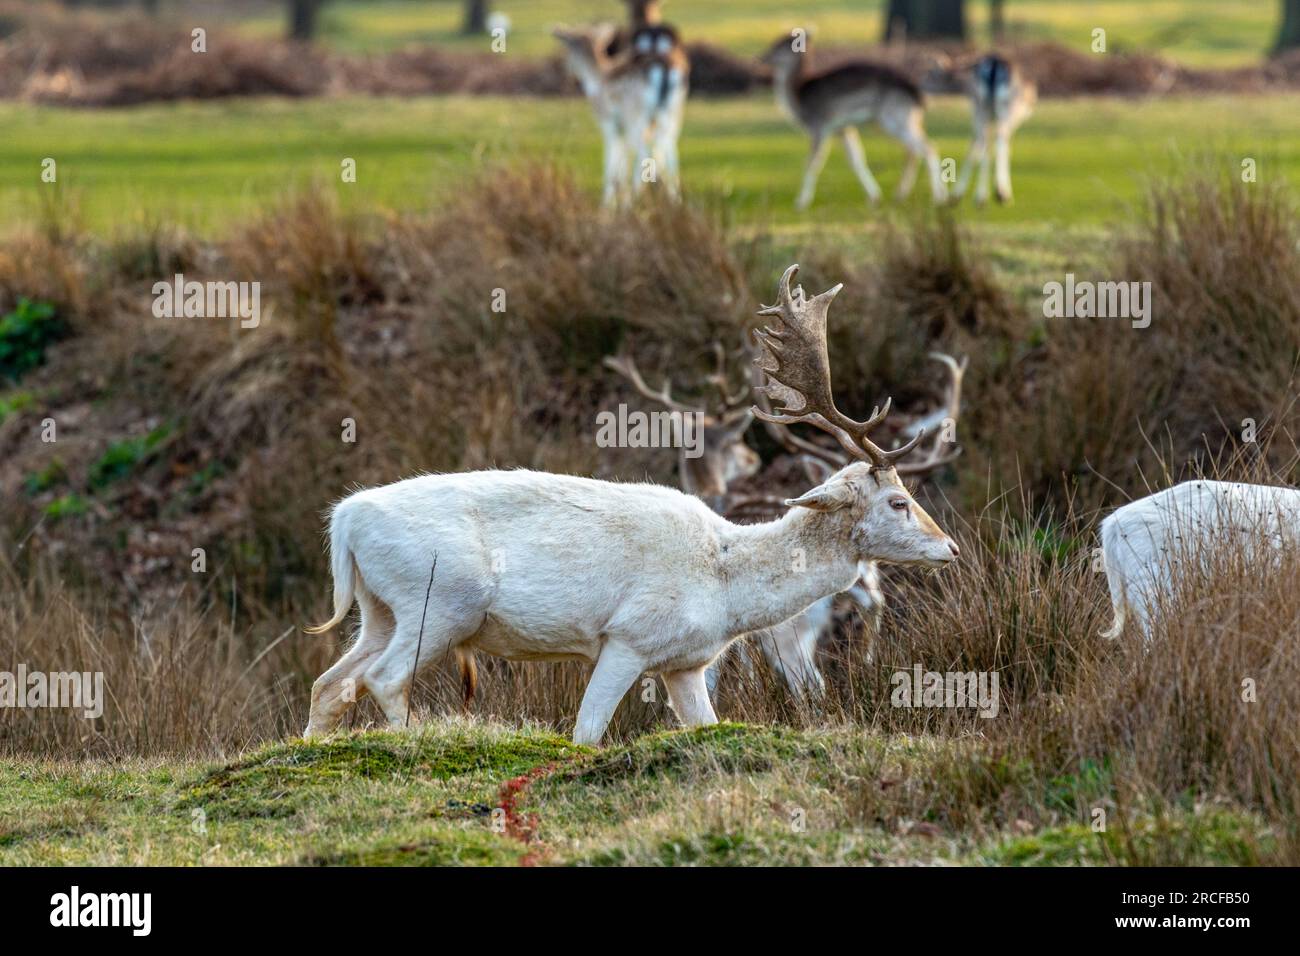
289, 0, 321, 41
462, 0, 490, 35
990, 0, 1005, 41
1277, 0, 1300, 52
884, 0, 967, 42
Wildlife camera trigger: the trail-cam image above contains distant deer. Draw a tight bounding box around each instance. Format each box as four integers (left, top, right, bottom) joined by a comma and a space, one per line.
304, 265, 959, 745
553, 16, 688, 204
926, 52, 1036, 205
760, 30, 947, 210
1099, 481, 1300, 641
602, 344, 758, 513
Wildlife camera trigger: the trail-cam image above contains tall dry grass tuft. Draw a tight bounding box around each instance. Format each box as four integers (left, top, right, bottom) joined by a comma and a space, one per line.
0, 550, 327, 759
0, 189, 89, 319
1006, 172, 1300, 512
391, 164, 754, 371
1118, 172, 1300, 457
1059, 490, 1300, 831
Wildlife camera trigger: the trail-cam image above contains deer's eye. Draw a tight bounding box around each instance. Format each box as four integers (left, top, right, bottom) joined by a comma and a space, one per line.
890, 498, 910, 511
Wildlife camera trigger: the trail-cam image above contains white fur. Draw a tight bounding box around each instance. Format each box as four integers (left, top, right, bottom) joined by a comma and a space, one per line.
305, 465, 956, 744
1099, 480, 1300, 641
709, 562, 883, 699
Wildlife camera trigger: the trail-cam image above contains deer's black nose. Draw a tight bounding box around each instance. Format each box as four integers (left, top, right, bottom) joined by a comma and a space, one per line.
948, 541, 960, 558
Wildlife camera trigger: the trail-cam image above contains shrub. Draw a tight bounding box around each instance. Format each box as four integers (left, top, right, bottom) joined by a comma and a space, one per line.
0, 298, 65, 382
87, 423, 172, 490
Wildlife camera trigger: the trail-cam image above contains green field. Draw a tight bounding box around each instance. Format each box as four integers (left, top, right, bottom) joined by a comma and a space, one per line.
3, 92, 1298, 248
232, 0, 1280, 67
0, 722, 1275, 865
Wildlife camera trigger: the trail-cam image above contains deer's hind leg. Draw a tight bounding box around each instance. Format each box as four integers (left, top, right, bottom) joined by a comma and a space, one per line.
305, 590, 395, 737
796, 133, 833, 211
662, 666, 719, 729
993, 122, 1014, 203
360, 570, 491, 728
841, 127, 883, 205
884, 107, 946, 203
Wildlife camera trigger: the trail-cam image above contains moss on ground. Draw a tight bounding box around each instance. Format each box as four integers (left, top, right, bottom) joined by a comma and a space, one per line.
0, 721, 1282, 866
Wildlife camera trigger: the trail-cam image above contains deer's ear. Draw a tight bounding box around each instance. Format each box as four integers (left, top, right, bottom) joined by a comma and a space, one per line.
720, 408, 754, 443
800, 455, 834, 486
785, 476, 855, 513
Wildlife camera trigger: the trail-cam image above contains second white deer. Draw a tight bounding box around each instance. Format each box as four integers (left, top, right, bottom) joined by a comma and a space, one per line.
1100, 480, 1300, 641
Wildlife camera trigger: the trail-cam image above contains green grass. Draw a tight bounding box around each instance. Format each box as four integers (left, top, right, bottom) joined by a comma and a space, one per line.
0, 721, 1276, 865
2, 92, 1297, 246
232, 0, 1280, 66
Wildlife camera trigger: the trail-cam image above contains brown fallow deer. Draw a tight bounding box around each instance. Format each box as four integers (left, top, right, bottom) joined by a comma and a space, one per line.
760, 30, 948, 210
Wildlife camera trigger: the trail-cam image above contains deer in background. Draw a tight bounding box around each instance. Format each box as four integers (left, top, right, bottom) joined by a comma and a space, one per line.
602, 345, 758, 513
304, 264, 959, 745
1099, 481, 1300, 642
760, 30, 948, 210
926, 53, 1036, 206
553, 9, 688, 205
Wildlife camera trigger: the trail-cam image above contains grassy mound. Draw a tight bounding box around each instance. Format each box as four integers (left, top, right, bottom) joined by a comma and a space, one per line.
0, 721, 1281, 866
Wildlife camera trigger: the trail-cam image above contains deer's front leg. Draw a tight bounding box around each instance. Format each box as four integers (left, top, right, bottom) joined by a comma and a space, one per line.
796, 133, 832, 210
574, 640, 645, 745
954, 132, 984, 200
993, 124, 1014, 204
662, 666, 718, 729
600, 121, 626, 207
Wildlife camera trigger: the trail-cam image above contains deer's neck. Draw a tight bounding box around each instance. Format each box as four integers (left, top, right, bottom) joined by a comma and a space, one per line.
771, 62, 808, 126
568, 54, 610, 100
632, 2, 663, 28
716, 510, 858, 635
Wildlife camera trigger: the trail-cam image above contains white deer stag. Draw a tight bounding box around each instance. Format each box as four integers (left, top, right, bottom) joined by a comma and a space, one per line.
303, 265, 959, 745
1099, 480, 1300, 641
